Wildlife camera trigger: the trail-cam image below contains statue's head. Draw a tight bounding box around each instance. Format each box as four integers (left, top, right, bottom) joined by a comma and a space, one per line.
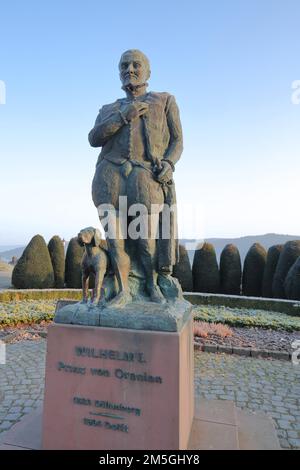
119, 49, 151, 89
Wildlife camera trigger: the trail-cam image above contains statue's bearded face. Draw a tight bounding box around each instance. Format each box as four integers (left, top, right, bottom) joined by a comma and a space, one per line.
119, 51, 150, 88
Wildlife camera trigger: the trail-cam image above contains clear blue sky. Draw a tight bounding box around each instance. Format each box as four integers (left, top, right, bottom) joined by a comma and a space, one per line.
0, 0, 299, 245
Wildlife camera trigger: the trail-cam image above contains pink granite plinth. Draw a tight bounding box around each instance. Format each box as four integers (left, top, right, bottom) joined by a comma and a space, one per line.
42, 317, 194, 450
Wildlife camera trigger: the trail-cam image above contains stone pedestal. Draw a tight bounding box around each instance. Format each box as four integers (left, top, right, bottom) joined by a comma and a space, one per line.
42, 314, 194, 450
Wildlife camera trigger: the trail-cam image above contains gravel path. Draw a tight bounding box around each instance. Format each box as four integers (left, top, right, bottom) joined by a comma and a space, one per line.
0, 270, 12, 290
0, 340, 299, 449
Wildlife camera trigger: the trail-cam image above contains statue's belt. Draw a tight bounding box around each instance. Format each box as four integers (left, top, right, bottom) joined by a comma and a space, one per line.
102, 155, 173, 187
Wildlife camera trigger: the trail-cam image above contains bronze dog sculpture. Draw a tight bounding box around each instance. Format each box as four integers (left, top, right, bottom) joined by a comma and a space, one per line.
77, 227, 109, 305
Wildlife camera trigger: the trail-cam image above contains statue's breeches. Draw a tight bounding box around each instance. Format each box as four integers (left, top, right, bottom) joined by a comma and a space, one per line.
92, 159, 165, 211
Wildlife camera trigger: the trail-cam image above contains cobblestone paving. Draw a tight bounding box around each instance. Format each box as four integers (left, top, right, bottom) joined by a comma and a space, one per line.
195, 351, 300, 450
0, 340, 299, 449
0, 340, 46, 434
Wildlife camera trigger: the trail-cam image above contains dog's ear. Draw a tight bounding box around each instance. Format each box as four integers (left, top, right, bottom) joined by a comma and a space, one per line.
93, 228, 102, 247
77, 233, 85, 247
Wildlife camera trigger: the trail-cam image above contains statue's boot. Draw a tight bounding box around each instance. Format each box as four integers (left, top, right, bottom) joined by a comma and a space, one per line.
148, 284, 166, 304
107, 289, 132, 308
106, 236, 132, 307
97, 297, 107, 309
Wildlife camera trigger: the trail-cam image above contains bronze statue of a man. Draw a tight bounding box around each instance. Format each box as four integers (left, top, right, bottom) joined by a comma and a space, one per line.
89, 49, 183, 306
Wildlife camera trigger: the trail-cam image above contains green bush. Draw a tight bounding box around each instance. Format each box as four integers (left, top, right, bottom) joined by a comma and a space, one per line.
220, 244, 241, 295
284, 256, 300, 301
65, 237, 84, 288
242, 243, 266, 297
48, 236, 65, 288
192, 243, 220, 293
12, 235, 54, 289
173, 244, 193, 291
273, 241, 300, 299
262, 244, 283, 298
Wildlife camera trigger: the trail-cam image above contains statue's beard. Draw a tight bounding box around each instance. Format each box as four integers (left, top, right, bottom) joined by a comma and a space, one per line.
122, 82, 148, 93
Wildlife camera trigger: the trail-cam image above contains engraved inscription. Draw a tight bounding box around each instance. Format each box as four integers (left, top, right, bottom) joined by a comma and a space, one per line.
114, 369, 162, 383
83, 418, 129, 433
57, 344, 163, 435
75, 346, 146, 363
57, 361, 86, 374
73, 396, 141, 416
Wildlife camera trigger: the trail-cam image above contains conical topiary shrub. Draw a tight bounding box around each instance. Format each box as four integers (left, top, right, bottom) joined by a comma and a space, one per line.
242, 243, 267, 297
262, 244, 283, 298
272, 240, 300, 299
220, 244, 242, 295
192, 242, 220, 293
65, 237, 84, 288
12, 235, 55, 289
48, 235, 65, 288
173, 244, 193, 292
284, 256, 300, 300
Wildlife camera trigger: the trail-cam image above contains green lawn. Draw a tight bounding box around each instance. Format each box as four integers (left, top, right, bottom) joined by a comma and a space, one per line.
0, 300, 56, 327
0, 300, 300, 331
193, 305, 300, 332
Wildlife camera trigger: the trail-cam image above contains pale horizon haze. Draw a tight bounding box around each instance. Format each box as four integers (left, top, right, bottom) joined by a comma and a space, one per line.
1, 0, 300, 246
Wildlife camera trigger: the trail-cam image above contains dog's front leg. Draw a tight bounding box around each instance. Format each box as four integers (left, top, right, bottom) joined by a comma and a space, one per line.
92, 269, 105, 304
82, 273, 89, 303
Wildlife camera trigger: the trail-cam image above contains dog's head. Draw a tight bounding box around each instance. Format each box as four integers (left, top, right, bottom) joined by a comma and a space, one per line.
77, 227, 102, 247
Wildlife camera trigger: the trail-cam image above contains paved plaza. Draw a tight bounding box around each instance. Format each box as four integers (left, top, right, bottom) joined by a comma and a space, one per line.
195, 352, 300, 449
0, 340, 299, 449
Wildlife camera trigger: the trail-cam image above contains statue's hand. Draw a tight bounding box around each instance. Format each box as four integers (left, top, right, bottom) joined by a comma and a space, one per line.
156, 161, 173, 184
123, 101, 149, 121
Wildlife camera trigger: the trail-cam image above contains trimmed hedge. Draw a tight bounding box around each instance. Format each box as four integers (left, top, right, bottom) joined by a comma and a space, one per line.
262, 244, 283, 298
284, 256, 300, 301
12, 235, 54, 289
273, 241, 300, 299
0, 289, 82, 302
192, 243, 220, 293
242, 243, 267, 297
220, 244, 241, 295
173, 244, 193, 291
65, 237, 84, 288
48, 236, 65, 288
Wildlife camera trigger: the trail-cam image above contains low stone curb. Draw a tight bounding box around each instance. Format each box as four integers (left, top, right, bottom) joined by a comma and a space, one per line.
194, 341, 291, 361
0, 330, 47, 343
0, 330, 293, 361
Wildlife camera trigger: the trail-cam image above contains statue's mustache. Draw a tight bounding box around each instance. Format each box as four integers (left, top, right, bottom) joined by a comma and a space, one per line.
125, 72, 137, 78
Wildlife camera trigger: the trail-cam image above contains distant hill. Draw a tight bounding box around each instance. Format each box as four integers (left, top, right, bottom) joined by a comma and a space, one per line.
181, 233, 300, 265
0, 246, 26, 262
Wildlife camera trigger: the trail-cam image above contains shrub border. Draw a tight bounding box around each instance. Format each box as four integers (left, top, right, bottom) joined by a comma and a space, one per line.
185, 292, 300, 317
1, 289, 300, 317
